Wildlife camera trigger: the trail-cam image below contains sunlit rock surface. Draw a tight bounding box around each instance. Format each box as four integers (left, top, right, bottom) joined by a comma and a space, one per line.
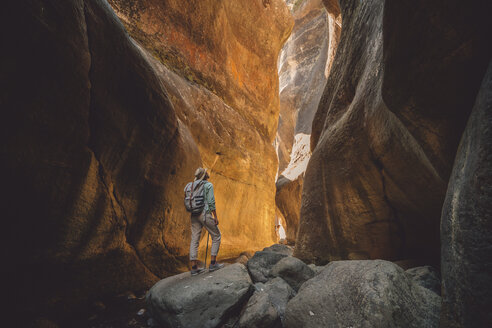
2, 0, 295, 322
296, 0, 492, 265
275, 0, 340, 242
1, 0, 201, 319
138, 46, 280, 258
108, 0, 293, 139
109, 0, 294, 258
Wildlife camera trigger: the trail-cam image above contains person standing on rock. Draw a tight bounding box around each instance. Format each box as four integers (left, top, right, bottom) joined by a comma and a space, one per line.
184, 167, 224, 275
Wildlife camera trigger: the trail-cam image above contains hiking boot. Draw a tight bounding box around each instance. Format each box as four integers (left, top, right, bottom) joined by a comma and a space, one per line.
191, 267, 206, 276
208, 262, 225, 272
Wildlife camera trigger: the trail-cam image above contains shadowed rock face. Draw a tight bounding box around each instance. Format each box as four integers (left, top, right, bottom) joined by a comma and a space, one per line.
440, 61, 492, 328
296, 0, 492, 265
275, 0, 341, 243
1, 0, 200, 320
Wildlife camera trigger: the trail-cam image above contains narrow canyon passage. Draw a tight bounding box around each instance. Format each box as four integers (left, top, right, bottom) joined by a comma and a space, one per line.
1, 0, 491, 327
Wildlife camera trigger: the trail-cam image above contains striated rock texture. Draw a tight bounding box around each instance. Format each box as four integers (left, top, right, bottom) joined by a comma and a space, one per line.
1, 0, 295, 322
284, 260, 441, 328
275, 0, 341, 243
138, 47, 279, 258
108, 0, 294, 258
296, 0, 492, 265
108, 0, 293, 139
440, 61, 492, 328
1, 0, 200, 321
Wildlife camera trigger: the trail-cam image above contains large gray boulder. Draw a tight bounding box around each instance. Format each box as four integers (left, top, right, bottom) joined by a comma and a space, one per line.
440, 60, 492, 328
239, 277, 295, 327
262, 244, 294, 256
284, 260, 441, 328
247, 251, 288, 283
405, 266, 441, 295
238, 291, 281, 328
146, 263, 252, 328
270, 256, 315, 292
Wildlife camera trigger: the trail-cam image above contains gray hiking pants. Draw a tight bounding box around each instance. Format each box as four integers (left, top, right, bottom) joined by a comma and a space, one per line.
189, 210, 221, 261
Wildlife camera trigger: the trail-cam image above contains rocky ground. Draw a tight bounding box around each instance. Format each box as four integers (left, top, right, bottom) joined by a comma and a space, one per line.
142, 244, 441, 328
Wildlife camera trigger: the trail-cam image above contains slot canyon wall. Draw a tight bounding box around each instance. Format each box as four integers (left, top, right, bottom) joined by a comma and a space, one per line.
1, 0, 293, 322
275, 0, 341, 243
108, 0, 294, 257
296, 0, 492, 269
439, 60, 492, 328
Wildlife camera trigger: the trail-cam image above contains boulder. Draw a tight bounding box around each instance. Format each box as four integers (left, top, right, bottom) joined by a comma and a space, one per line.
262, 244, 294, 256
405, 266, 440, 295
146, 263, 252, 328
238, 291, 281, 328
440, 60, 492, 328
296, 0, 492, 266
246, 251, 288, 283
255, 277, 296, 322
270, 257, 315, 292
240, 277, 295, 327
284, 260, 441, 328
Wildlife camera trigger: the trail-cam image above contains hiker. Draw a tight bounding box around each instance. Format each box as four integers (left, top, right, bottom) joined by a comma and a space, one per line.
184, 167, 224, 275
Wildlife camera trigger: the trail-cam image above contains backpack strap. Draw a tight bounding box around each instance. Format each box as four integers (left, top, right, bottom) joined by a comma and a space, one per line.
189, 181, 194, 211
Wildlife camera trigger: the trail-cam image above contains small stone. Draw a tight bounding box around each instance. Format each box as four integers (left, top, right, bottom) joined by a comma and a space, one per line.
309, 311, 315, 316
147, 318, 156, 327
92, 300, 106, 312
88, 314, 98, 321
126, 291, 137, 300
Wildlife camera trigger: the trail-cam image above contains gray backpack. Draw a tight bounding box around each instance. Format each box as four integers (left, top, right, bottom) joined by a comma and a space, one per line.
184, 180, 206, 214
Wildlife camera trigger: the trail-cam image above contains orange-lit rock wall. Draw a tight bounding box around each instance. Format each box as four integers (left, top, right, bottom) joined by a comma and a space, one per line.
109, 0, 294, 258
139, 46, 280, 257
1, 0, 292, 322
109, 0, 293, 139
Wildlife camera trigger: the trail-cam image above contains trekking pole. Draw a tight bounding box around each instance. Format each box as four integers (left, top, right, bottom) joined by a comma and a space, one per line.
204, 231, 210, 269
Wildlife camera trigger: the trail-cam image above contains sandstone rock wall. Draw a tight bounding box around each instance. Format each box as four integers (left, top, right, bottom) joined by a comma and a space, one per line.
108, 0, 294, 258
275, 0, 341, 243
296, 0, 492, 265
108, 0, 293, 139
1, 0, 200, 319
138, 46, 280, 257
440, 60, 492, 328
1, 0, 295, 322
